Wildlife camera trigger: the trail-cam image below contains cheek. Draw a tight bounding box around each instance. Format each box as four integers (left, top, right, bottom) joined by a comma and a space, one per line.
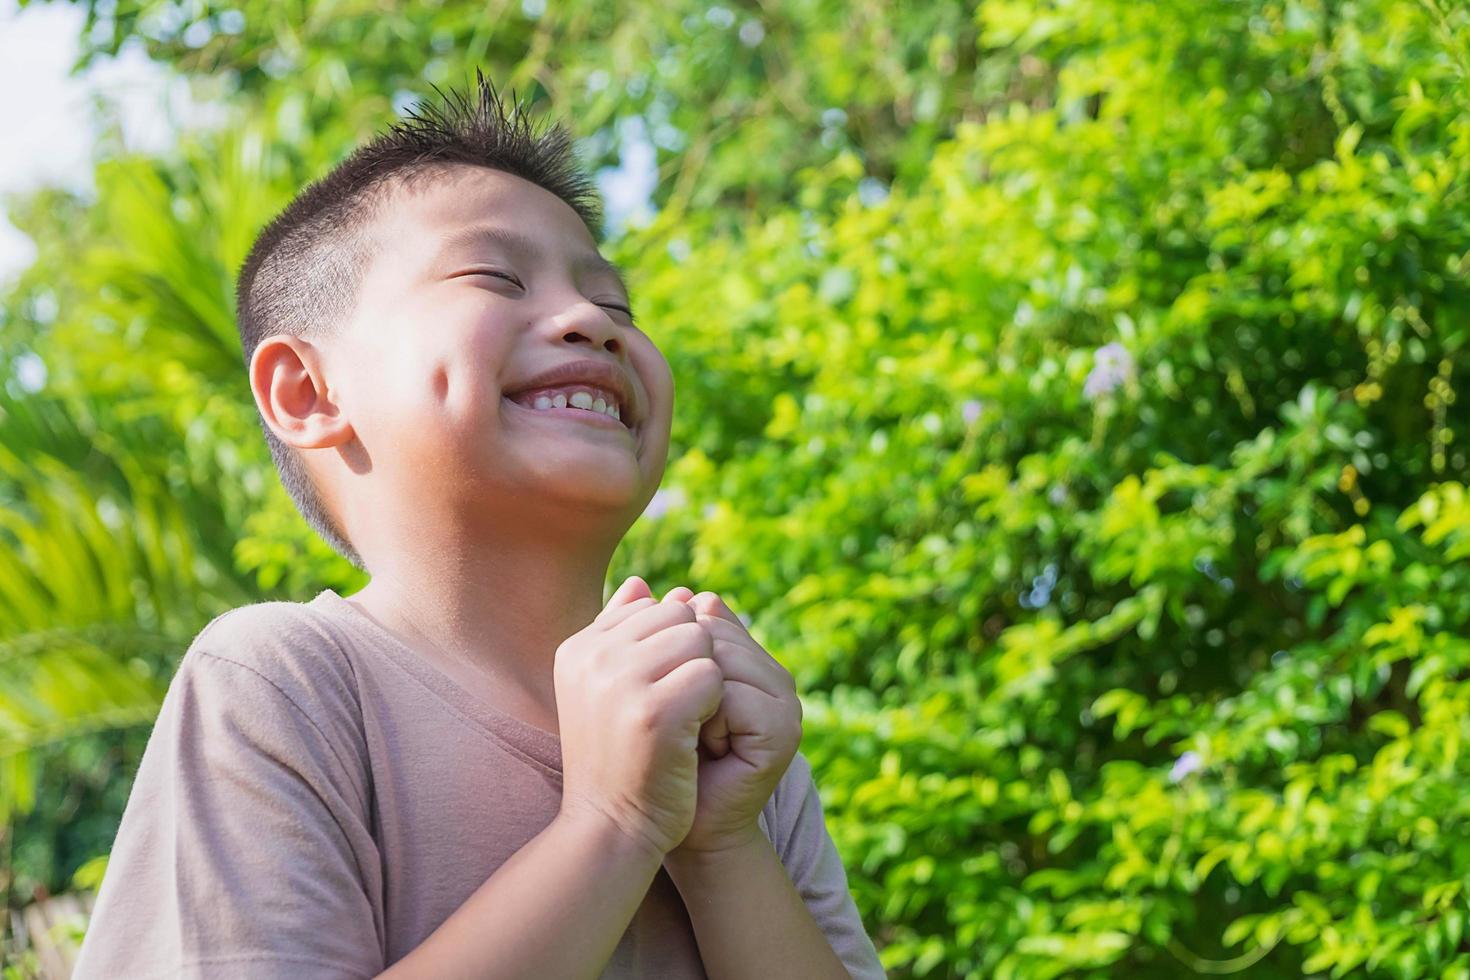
403, 317, 515, 413
352, 345, 471, 447
631, 338, 675, 404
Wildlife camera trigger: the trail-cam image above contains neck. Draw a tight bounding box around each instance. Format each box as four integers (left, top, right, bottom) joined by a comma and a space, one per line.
344, 508, 625, 719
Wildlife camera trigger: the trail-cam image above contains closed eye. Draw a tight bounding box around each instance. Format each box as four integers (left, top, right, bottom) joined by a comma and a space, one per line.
461, 271, 636, 323
468, 270, 523, 287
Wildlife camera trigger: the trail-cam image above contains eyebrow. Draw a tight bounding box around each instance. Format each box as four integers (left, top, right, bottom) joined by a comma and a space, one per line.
436, 224, 632, 301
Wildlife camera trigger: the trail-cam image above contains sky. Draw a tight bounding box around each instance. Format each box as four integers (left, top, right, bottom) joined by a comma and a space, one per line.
0, 0, 657, 284
0, 0, 232, 288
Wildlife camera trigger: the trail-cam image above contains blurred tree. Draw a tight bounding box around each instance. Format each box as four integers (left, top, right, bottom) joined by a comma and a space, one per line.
56, 0, 1001, 233
3, 0, 1470, 977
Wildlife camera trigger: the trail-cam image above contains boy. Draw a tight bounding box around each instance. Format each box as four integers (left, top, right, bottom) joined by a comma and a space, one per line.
73, 70, 886, 979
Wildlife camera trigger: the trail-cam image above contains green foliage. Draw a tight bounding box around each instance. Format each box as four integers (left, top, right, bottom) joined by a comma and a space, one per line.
3, 0, 1470, 976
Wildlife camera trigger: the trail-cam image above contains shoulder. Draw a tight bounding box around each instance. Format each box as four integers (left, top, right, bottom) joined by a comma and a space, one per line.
180, 598, 361, 711
169, 599, 367, 763
160, 599, 372, 799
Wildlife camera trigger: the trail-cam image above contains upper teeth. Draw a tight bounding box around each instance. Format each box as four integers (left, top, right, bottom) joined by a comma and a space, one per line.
519, 385, 623, 422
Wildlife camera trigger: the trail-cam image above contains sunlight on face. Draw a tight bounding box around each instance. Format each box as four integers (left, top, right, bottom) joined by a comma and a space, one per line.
327, 164, 677, 533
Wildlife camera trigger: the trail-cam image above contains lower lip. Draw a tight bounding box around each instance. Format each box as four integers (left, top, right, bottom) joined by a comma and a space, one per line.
503, 397, 635, 435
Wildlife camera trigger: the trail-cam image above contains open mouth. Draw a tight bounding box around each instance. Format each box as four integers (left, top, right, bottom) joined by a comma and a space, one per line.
502, 396, 637, 436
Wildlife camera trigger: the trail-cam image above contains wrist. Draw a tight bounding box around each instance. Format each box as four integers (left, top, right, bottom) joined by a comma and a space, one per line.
663, 825, 771, 879
554, 803, 668, 869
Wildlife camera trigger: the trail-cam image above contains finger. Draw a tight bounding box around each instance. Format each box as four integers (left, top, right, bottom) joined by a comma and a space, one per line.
710, 679, 799, 754
697, 614, 786, 670
598, 575, 653, 624
689, 591, 744, 629
613, 574, 652, 603
705, 633, 796, 700
651, 654, 725, 732
663, 586, 696, 604
636, 621, 716, 686
698, 699, 731, 758
598, 594, 660, 631
616, 597, 699, 642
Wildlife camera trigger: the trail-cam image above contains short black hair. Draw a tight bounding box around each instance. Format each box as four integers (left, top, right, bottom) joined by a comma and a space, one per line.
234, 69, 604, 573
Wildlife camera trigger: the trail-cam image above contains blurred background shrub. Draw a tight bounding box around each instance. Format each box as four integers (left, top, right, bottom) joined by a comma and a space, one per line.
2, 0, 1469, 976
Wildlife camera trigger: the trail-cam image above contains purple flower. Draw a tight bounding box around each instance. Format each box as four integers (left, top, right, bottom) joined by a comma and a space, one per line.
1084, 342, 1135, 400
643, 486, 686, 520
1169, 750, 1203, 783
961, 399, 984, 425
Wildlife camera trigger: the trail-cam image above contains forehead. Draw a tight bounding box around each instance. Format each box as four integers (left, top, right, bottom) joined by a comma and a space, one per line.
380, 166, 623, 287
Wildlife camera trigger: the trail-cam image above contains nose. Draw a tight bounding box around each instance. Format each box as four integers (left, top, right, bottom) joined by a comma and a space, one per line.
553, 300, 625, 357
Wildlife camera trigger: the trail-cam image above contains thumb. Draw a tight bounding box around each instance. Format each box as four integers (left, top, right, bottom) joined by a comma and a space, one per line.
698, 700, 731, 760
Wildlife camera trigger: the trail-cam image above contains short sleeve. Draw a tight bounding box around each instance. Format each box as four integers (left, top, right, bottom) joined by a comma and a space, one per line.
775, 751, 887, 980
73, 643, 385, 980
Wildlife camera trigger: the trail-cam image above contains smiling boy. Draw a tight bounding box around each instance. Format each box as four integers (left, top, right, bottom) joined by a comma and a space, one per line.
72, 71, 885, 979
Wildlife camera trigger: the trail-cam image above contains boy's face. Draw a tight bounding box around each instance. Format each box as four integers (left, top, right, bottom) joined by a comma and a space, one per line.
325, 164, 673, 534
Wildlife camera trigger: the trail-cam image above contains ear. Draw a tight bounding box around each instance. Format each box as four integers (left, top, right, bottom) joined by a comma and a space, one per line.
249, 334, 354, 450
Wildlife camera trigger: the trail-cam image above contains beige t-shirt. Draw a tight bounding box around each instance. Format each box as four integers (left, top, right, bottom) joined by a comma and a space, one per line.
73, 589, 886, 979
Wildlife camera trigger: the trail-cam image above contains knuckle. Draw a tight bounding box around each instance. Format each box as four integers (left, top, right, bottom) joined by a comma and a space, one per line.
555, 635, 587, 666
661, 620, 695, 641
657, 600, 696, 623
582, 637, 613, 671
692, 659, 725, 692
589, 648, 622, 685
630, 697, 660, 733
779, 710, 803, 740
671, 620, 713, 650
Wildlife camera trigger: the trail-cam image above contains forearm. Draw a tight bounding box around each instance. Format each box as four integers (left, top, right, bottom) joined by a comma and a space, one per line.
378, 808, 664, 980
664, 832, 850, 980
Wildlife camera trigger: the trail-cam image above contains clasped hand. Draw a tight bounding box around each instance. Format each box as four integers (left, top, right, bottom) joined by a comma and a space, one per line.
658, 586, 803, 858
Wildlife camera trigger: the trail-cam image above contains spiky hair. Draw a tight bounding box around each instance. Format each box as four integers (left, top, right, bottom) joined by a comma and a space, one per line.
234, 69, 604, 573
